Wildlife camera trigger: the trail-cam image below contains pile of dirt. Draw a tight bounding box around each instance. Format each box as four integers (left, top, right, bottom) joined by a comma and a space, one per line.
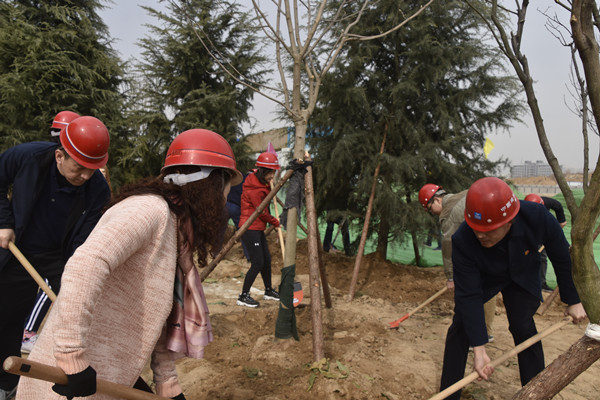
149, 234, 599, 399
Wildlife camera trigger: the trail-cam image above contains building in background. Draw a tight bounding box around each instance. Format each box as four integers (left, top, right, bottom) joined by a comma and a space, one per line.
511, 160, 561, 177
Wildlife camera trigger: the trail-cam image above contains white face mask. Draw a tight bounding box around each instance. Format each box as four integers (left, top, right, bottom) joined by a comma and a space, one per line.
163, 167, 215, 186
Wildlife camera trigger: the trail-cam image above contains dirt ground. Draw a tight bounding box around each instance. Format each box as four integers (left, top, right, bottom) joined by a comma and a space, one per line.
142, 233, 600, 400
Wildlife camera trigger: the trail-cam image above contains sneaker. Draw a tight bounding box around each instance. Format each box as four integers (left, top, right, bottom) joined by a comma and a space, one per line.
237, 292, 259, 308
541, 283, 553, 293
264, 288, 280, 301
21, 332, 38, 354
488, 335, 494, 343
0, 386, 17, 400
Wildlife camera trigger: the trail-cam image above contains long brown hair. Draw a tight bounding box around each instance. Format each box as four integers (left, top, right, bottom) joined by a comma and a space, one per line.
107, 167, 229, 267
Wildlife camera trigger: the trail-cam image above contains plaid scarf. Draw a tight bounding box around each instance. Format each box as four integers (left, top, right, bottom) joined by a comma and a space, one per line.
165, 219, 213, 358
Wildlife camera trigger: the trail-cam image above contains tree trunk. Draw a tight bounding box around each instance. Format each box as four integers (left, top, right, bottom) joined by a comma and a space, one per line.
512, 335, 600, 399
410, 229, 421, 267
304, 159, 325, 361
570, 0, 600, 325
376, 217, 390, 260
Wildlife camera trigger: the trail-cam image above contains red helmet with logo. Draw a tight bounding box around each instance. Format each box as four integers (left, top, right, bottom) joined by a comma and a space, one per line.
60, 116, 109, 169
524, 193, 544, 205
418, 184, 442, 209
464, 177, 520, 232
163, 129, 243, 185
52, 111, 80, 133
255, 152, 280, 170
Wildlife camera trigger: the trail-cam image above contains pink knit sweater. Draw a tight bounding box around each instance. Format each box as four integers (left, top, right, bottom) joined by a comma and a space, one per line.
17, 195, 184, 399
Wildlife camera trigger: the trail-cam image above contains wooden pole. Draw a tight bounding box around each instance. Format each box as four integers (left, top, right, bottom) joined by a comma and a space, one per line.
200, 169, 294, 281
348, 131, 387, 301
3, 357, 167, 400
303, 154, 325, 361
388, 286, 448, 328
8, 242, 57, 302
428, 316, 574, 400
512, 334, 600, 399
270, 182, 286, 261
315, 228, 332, 308
536, 286, 560, 315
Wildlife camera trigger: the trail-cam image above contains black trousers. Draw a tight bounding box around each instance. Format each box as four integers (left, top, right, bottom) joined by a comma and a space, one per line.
0, 258, 61, 390
439, 282, 543, 400
240, 230, 272, 294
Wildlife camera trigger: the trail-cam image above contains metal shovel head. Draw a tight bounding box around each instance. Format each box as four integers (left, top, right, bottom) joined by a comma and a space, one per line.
293, 281, 303, 307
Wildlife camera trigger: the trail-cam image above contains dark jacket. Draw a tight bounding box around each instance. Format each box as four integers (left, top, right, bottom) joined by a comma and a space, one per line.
541, 196, 567, 224
238, 172, 279, 231
451, 200, 580, 346
0, 142, 110, 274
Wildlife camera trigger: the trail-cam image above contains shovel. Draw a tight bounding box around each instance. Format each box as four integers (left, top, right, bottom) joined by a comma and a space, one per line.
388, 286, 448, 329
3, 356, 168, 400
428, 316, 573, 400
8, 242, 56, 301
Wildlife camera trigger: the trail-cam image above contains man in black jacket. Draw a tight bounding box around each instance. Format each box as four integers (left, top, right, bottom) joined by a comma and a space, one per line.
0, 116, 111, 397
439, 177, 587, 400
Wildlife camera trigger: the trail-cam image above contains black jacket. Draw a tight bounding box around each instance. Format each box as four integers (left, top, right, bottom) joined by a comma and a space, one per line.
0, 142, 110, 274
451, 200, 580, 346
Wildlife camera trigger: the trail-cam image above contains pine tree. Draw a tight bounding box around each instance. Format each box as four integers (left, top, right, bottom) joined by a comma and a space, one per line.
310, 0, 523, 261
120, 0, 267, 180
0, 0, 124, 151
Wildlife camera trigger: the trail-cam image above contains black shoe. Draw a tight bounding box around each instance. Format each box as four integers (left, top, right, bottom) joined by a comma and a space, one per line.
264, 288, 280, 301
237, 292, 259, 308
541, 284, 553, 293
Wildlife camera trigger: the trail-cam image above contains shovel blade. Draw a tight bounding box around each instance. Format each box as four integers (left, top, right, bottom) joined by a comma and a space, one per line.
388, 313, 410, 329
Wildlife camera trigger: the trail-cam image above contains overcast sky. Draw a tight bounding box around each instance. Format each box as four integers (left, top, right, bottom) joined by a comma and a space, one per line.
99, 1, 598, 172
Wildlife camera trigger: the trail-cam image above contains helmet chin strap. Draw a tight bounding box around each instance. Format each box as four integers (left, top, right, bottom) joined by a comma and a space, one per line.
164, 167, 215, 186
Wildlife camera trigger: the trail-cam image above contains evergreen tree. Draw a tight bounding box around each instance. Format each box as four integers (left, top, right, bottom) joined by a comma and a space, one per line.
120, 0, 267, 181
0, 0, 124, 151
310, 0, 523, 261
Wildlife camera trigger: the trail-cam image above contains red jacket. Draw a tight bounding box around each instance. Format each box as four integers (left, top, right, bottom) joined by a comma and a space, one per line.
238, 172, 279, 231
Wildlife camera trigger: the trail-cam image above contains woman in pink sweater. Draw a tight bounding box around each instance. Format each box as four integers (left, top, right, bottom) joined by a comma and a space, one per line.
16, 129, 242, 400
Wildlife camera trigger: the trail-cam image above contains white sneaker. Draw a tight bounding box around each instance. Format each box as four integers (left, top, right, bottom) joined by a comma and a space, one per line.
21, 333, 38, 354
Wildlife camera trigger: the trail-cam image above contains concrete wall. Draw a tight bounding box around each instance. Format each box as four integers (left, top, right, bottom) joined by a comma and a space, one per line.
515, 185, 561, 195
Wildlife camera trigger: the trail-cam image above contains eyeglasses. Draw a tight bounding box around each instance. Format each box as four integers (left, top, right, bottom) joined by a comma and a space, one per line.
426, 198, 436, 214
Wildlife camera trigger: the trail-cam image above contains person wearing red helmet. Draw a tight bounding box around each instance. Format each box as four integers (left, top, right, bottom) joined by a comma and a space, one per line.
524, 193, 568, 292
17, 129, 241, 400
0, 116, 111, 398
50, 111, 81, 141
439, 177, 586, 400
236, 151, 282, 308
418, 184, 496, 342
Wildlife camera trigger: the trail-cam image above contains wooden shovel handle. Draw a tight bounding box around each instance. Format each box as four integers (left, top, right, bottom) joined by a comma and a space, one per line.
8, 242, 56, 302
537, 286, 560, 315
388, 286, 448, 328
428, 316, 573, 400
3, 356, 168, 400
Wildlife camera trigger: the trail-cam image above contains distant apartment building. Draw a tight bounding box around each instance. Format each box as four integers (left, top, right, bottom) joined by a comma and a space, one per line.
511, 160, 561, 177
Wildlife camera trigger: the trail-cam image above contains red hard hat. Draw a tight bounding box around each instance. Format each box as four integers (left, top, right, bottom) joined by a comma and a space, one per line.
418, 184, 442, 209
163, 129, 243, 185
464, 177, 520, 232
52, 111, 80, 131
524, 193, 544, 205
255, 152, 280, 170
60, 116, 109, 169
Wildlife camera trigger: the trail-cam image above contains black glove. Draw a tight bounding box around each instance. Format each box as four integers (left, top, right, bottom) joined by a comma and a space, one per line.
52, 366, 97, 399
172, 394, 186, 400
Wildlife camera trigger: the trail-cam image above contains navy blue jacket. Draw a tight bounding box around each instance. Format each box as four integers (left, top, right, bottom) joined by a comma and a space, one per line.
452, 200, 580, 346
0, 142, 110, 274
